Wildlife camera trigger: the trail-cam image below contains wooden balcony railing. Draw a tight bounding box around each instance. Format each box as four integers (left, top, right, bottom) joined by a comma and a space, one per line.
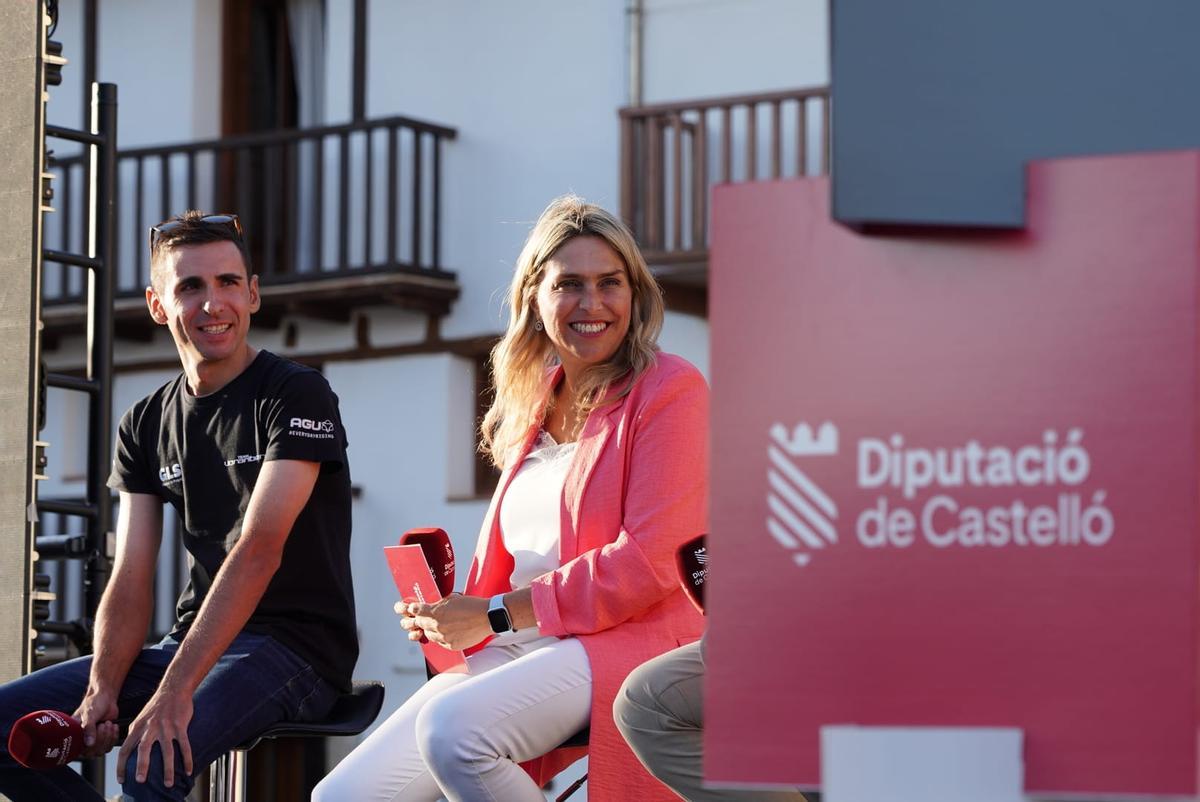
42, 114, 459, 333
620, 86, 830, 271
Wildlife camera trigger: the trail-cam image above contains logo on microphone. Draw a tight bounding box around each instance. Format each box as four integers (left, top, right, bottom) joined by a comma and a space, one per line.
690, 546, 709, 585
766, 422, 840, 568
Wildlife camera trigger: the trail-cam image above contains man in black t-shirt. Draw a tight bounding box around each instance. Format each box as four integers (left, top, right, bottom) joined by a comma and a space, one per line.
0, 212, 357, 801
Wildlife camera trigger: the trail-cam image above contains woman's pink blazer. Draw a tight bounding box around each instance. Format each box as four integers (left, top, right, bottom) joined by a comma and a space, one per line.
463, 351, 708, 801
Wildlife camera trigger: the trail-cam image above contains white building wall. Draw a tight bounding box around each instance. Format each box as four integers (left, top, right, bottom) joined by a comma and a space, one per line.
46, 0, 223, 146
97, 0, 223, 147
320, 355, 487, 753
47, 0, 87, 134
642, 0, 829, 103
660, 310, 710, 378
339, 0, 629, 341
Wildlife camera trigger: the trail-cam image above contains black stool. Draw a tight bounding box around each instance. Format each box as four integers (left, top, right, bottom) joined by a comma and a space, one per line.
208, 680, 385, 802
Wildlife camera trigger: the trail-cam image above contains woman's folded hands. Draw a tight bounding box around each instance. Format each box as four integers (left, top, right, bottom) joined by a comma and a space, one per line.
396, 593, 493, 651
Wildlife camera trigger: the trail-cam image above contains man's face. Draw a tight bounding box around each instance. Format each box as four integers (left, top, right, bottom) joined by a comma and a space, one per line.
146, 241, 260, 368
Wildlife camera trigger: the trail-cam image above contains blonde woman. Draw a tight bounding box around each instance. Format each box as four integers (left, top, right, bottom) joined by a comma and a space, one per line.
314, 196, 707, 801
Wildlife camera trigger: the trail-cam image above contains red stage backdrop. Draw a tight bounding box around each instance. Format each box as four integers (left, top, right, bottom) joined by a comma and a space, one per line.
705, 151, 1200, 797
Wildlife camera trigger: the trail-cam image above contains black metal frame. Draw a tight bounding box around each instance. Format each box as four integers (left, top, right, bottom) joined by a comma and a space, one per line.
35, 80, 117, 791
352, 0, 367, 122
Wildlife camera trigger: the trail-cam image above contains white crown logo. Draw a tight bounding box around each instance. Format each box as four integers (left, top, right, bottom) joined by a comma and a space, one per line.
766, 420, 840, 569
693, 546, 707, 565
770, 422, 838, 457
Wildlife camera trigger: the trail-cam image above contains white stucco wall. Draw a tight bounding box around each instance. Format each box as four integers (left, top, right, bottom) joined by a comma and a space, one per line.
97, 0, 222, 147
46, 0, 223, 146
324, 354, 489, 718
329, 0, 628, 340
641, 0, 829, 103
46, 0, 87, 134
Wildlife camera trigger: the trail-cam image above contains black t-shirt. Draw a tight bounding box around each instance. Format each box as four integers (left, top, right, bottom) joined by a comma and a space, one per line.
108, 350, 358, 691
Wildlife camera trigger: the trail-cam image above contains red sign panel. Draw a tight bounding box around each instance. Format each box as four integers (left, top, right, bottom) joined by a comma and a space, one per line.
705, 152, 1200, 797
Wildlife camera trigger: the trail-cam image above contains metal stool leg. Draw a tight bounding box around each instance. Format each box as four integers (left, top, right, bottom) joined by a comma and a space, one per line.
231, 749, 248, 802
208, 751, 226, 802
555, 772, 588, 801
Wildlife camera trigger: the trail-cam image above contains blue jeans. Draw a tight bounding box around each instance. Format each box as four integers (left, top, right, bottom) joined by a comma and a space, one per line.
0, 632, 339, 801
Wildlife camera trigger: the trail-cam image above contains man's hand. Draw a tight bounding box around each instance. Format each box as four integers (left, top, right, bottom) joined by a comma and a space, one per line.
73, 687, 120, 758
396, 593, 492, 651
116, 688, 194, 789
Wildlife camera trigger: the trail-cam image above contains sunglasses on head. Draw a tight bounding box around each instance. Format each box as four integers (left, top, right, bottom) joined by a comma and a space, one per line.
148, 213, 243, 252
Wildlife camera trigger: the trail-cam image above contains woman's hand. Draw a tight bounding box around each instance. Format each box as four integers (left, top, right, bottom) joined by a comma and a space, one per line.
396, 604, 429, 643
395, 593, 492, 651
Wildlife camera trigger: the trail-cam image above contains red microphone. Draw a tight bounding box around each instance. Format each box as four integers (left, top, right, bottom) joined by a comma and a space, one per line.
675, 534, 707, 614
399, 527, 455, 597
7, 710, 84, 770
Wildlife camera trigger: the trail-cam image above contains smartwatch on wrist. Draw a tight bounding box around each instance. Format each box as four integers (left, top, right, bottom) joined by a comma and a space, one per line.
487, 594, 514, 634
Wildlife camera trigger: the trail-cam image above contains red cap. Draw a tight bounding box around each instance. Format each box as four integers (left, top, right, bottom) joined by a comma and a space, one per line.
7, 710, 84, 770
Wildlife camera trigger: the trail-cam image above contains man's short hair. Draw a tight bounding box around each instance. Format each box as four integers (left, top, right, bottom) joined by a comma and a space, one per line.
149, 210, 252, 290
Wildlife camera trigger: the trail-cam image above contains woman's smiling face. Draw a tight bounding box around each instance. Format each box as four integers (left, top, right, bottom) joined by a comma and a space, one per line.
535, 235, 633, 380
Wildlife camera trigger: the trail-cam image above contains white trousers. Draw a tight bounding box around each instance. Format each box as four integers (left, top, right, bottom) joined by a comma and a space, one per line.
312, 636, 592, 802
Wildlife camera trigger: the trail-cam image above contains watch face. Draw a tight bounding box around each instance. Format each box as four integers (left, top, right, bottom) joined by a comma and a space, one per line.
487, 606, 512, 634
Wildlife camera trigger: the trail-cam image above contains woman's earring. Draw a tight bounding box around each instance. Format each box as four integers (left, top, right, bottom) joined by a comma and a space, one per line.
534, 320, 544, 332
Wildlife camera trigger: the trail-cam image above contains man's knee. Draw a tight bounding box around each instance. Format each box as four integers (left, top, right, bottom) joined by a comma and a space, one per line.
120, 742, 194, 802
615, 657, 664, 743
616, 642, 706, 745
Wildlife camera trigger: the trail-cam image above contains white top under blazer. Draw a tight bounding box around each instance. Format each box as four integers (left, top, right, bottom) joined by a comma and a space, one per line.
494, 429, 576, 644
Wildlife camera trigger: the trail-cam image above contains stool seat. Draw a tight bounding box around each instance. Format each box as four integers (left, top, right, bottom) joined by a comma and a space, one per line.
210, 680, 385, 802
235, 680, 386, 751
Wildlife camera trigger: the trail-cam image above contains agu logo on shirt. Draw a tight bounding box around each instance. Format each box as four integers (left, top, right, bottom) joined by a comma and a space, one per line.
289, 417, 336, 439
158, 463, 183, 485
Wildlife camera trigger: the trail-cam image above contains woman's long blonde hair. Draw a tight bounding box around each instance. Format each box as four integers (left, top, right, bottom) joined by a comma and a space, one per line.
480, 195, 664, 468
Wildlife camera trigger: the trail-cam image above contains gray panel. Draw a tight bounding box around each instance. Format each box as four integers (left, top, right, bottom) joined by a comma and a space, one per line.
0, 4, 42, 681
832, 0, 1200, 227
